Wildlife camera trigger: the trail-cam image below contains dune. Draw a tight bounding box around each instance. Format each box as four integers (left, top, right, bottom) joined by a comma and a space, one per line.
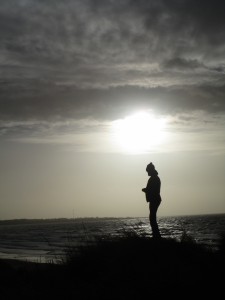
0, 231, 224, 299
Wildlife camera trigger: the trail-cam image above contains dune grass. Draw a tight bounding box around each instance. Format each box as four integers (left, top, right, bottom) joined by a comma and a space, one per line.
0, 228, 225, 299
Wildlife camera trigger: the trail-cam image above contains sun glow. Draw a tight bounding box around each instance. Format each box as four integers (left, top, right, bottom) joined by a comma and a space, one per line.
112, 111, 167, 154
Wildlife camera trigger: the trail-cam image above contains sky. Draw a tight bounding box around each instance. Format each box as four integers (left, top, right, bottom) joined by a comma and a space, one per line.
0, 0, 225, 220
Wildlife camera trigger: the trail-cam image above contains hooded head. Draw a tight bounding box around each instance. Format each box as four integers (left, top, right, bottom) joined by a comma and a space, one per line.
146, 162, 158, 176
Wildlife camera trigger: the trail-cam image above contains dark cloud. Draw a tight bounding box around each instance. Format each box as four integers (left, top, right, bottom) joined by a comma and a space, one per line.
1, 82, 225, 123
162, 57, 204, 70
0, 0, 225, 124
1, 0, 225, 64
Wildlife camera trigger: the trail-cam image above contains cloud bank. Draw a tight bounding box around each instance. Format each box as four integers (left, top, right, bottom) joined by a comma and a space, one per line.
0, 0, 225, 145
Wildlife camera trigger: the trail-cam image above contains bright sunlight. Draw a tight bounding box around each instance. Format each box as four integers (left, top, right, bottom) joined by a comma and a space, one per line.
112, 111, 167, 154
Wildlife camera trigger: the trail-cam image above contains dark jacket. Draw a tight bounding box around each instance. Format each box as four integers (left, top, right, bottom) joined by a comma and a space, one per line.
145, 173, 161, 203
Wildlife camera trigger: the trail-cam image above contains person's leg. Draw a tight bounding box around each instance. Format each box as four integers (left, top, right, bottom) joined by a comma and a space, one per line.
149, 200, 161, 238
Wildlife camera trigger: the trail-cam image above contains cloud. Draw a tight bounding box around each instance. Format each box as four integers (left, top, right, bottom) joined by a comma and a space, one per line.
0, 0, 224, 124
162, 57, 204, 70
2, 0, 225, 64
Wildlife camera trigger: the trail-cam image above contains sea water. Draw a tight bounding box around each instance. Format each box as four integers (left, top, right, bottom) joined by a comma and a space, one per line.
0, 214, 224, 263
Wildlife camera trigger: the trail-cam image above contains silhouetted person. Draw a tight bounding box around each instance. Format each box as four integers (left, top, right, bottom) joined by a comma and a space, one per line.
142, 162, 161, 239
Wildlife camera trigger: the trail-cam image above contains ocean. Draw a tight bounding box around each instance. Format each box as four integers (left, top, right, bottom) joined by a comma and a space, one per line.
0, 213, 224, 263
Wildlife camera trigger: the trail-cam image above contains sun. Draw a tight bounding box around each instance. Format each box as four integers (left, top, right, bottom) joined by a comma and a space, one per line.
112, 111, 167, 154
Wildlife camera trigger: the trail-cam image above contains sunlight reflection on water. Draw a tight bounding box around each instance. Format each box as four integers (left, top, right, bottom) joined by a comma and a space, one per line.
0, 214, 224, 263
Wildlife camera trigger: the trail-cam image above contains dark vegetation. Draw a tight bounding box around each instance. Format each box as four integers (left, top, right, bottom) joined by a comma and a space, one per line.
0, 229, 225, 299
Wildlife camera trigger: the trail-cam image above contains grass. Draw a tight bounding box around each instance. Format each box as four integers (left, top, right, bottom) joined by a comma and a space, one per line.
0, 228, 225, 299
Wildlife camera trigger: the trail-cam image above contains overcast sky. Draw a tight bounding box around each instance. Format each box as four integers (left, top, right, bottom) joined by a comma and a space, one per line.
0, 0, 225, 219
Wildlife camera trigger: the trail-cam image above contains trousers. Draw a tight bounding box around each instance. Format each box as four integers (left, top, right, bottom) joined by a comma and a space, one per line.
149, 197, 161, 238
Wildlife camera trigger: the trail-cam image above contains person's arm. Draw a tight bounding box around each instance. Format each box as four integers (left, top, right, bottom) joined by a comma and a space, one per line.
142, 187, 149, 202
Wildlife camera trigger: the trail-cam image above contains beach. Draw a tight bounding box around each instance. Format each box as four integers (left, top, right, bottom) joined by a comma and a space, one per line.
0, 230, 225, 299
0, 214, 225, 298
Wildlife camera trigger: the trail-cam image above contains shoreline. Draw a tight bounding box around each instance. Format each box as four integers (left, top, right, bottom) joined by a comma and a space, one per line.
0, 234, 225, 298
0, 214, 224, 266
1, 212, 225, 225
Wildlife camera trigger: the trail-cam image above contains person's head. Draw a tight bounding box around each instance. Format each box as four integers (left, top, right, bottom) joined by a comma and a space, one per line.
146, 162, 158, 176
